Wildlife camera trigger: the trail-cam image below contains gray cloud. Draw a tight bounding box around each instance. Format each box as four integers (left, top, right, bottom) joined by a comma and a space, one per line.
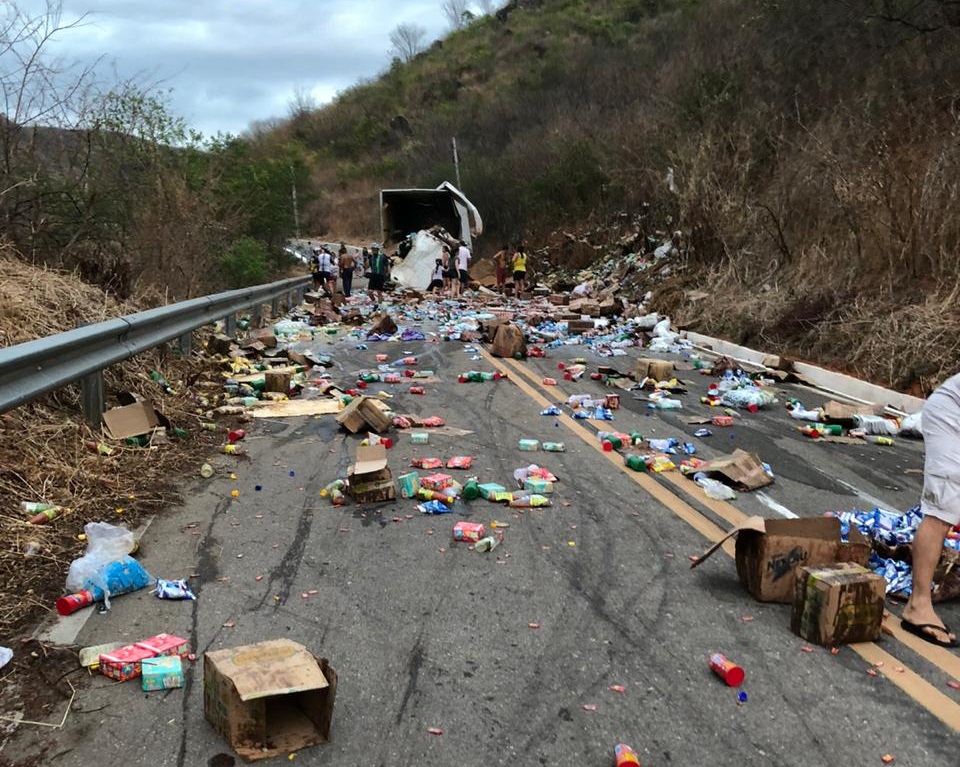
20, 0, 449, 136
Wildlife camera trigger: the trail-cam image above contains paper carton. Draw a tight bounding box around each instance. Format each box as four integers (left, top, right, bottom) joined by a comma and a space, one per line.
100, 644, 156, 682
691, 516, 871, 603
142, 655, 184, 691
453, 521, 485, 542
635, 358, 675, 382
397, 472, 421, 499
136, 633, 188, 658
203, 639, 336, 762
359, 398, 394, 432
791, 563, 885, 645
348, 444, 396, 503
421, 473, 454, 491
335, 396, 369, 434
102, 400, 160, 440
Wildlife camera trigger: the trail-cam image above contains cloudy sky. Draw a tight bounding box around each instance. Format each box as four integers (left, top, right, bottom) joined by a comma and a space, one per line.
19, 0, 458, 137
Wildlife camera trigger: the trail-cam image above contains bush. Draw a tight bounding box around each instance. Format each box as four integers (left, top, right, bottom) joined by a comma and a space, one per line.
219, 237, 270, 288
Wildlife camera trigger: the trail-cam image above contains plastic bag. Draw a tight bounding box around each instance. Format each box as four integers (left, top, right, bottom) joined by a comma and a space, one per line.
695, 474, 737, 501
720, 388, 777, 410
853, 414, 899, 436
0, 646, 11, 670
66, 522, 137, 597
900, 410, 923, 438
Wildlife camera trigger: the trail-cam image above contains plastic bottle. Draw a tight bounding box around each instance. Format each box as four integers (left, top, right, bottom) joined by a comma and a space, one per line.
475, 534, 501, 552
614, 743, 641, 766
150, 370, 173, 394
329, 488, 345, 506
865, 435, 894, 446
625, 454, 647, 472
22, 541, 41, 557
694, 473, 737, 501
463, 479, 480, 501
228, 428, 246, 443
28, 506, 63, 525
320, 479, 345, 497
200, 463, 215, 478
542, 442, 566, 452
417, 488, 453, 504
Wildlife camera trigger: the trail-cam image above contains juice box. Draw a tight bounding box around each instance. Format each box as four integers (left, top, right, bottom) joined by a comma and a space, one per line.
141, 655, 184, 691
518, 439, 540, 451
453, 521, 486, 543
100, 644, 156, 682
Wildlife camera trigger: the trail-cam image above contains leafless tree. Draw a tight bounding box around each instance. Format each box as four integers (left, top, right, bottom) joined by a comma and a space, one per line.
389, 22, 427, 62
441, 0, 473, 30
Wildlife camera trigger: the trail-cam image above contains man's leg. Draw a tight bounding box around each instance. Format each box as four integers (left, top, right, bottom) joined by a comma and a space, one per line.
902, 515, 955, 643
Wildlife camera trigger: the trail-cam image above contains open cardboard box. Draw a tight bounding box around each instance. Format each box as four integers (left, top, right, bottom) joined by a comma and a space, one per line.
348, 444, 396, 503
204, 639, 337, 762
691, 516, 871, 603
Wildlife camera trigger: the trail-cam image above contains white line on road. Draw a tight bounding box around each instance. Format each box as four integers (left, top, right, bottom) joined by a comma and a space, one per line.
755, 491, 799, 518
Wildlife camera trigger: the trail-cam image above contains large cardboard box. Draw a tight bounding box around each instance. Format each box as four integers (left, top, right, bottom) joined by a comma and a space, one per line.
358, 397, 393, 433
695, 449, 773, 491
791, 563, 886, 645
203, 639, 337, 762
692, 516, 871, 603
635, 358, 675, 382
335, 396, 368, 433
348, 444, 396, 503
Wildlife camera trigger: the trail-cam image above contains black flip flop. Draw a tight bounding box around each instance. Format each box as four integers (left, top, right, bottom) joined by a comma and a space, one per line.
900, 618, 960, 648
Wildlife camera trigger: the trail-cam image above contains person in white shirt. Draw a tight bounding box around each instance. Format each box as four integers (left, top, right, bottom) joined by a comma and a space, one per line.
452, 240, 471, 297
901, 372, 960, 647
428, 259, 444, 294
317, 247, 336, 298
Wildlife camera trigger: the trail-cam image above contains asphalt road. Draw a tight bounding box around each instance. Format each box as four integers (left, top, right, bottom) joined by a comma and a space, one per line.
5, 300, 959, 767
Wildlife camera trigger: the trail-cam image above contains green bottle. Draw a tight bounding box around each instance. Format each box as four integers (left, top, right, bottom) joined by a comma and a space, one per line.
625, 455, 647, 472
464, 480, 480, 501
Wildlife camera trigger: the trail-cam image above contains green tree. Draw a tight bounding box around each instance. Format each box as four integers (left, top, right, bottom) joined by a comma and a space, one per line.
219, 236, 270, 288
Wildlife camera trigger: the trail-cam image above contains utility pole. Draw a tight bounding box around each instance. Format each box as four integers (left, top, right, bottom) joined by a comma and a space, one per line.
451, 137, 462, 190
290, 165, 301, 238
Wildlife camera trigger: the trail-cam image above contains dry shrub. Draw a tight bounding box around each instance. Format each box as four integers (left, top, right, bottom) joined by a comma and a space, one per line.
0, 244, 228, 634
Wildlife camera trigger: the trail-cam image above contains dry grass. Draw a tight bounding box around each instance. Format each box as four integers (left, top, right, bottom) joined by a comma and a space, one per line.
0, 244, 232, 634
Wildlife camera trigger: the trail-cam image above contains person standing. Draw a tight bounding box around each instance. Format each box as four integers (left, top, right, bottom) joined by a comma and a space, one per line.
317, 247, 335, 298
511, 243, 528, 296
339, 246, 356, 297
368, 244, 389, 304
309, 247, 322, 291
455, 240, 471, 296
493, 244, 508, 293
428, 259, 445, 294
441, 245, 454, 296
901, 372, 960, 647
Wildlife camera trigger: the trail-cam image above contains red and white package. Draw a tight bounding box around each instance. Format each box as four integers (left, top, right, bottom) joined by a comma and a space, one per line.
446, 456, 474, 470
412, 457, 444, 469
422, 416, 445, 427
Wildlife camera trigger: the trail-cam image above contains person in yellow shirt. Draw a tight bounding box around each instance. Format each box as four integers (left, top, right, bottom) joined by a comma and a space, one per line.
511, 244, 528, 296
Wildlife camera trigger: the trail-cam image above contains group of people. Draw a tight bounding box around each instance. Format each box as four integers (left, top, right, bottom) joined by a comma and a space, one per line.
308, 242, 390, 302
493, 243, 529, 295
427, 239, 473, 297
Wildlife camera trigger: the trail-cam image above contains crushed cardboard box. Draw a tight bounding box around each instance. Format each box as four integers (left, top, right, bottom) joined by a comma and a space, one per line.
204, 639, 336, 762
635, 358, 674, 381
348, 444, 396, 503
695, 449, 772, 491
335, 395, 393, 434
102, 400, 160, 440
691, 516, 871, 603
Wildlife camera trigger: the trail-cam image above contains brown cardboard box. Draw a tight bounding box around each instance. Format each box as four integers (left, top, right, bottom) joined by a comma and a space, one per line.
102, 400, 160, 439
203, 639, 337, 762
547, 294, 569, 306
490, 323, 526, 359
358, 398, 394, 433
566, 320, 594, 335
691, 516, 872, 603
335, 396, 368, 433
348, 444, 396, 503
695, 449, 773, 491
791, 563, 886, 645
821, 400, 887, 423
635, 358, 675, 382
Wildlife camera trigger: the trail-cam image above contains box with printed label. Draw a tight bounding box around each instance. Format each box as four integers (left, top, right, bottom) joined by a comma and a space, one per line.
453, 521, 485, 543
421, 473, 454, 491
523, 478, 554, 494
136, 633, 188, 658
100, 644, 156, 682
142, 655, 184, 691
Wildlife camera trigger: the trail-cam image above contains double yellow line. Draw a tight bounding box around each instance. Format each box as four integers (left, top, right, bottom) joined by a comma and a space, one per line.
480, 349, 960, 731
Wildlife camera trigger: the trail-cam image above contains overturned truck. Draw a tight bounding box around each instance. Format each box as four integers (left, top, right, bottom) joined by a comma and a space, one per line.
380, 182, 483, 290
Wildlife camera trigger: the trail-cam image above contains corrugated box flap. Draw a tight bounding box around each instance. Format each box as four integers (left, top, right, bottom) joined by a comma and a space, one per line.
349, 443, 388, 475
690, 516, 767, 568
208, 639, 328, 701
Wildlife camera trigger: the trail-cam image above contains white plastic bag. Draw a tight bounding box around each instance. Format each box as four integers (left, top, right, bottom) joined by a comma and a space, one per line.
696, 476, 737, 501
0, 646, 12, 670
66, 522, 136, 595
853, 414, 899, 436
900, 410, 923, 438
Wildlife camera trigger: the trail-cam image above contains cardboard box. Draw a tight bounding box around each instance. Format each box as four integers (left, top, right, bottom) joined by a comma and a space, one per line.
335, 396, 369, 434
791, 563, 886, 646
100, 644, 157, 682
348, 444, 396, 503
635, 358, 675, 382
478, 483, 506, 500
102, 400, 160, 440
203, 639, 336, 762
695, 449, 773, 491
692, 516, 871, 603
453, 521, 485, 542
358, 398, 393, 433
142, 655, 184, 691
421, 473, 453, 491
397, 472, 421, 499
523, 478, 553, 494
136, 633, 188, 658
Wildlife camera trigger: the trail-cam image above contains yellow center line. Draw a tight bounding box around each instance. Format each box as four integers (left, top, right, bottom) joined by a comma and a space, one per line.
483, 349, 960, 730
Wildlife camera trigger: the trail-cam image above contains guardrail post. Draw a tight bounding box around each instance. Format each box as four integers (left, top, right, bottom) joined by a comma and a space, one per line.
177, 331, 192, 356
271, 297, 279, 317
253, 303, 262, 327
287, 290, 294, 310
224, 314, 236, 337
81, 370, 105, 425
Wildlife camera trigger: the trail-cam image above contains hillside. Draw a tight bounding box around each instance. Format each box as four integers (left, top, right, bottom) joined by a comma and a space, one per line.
272, 0, 960, 393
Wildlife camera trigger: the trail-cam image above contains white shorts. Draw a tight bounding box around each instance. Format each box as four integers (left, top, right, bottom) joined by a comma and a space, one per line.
920, 390, 960, 526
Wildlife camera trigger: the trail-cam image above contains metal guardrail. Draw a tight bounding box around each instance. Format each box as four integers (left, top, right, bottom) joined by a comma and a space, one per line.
0, 274, 311, 421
